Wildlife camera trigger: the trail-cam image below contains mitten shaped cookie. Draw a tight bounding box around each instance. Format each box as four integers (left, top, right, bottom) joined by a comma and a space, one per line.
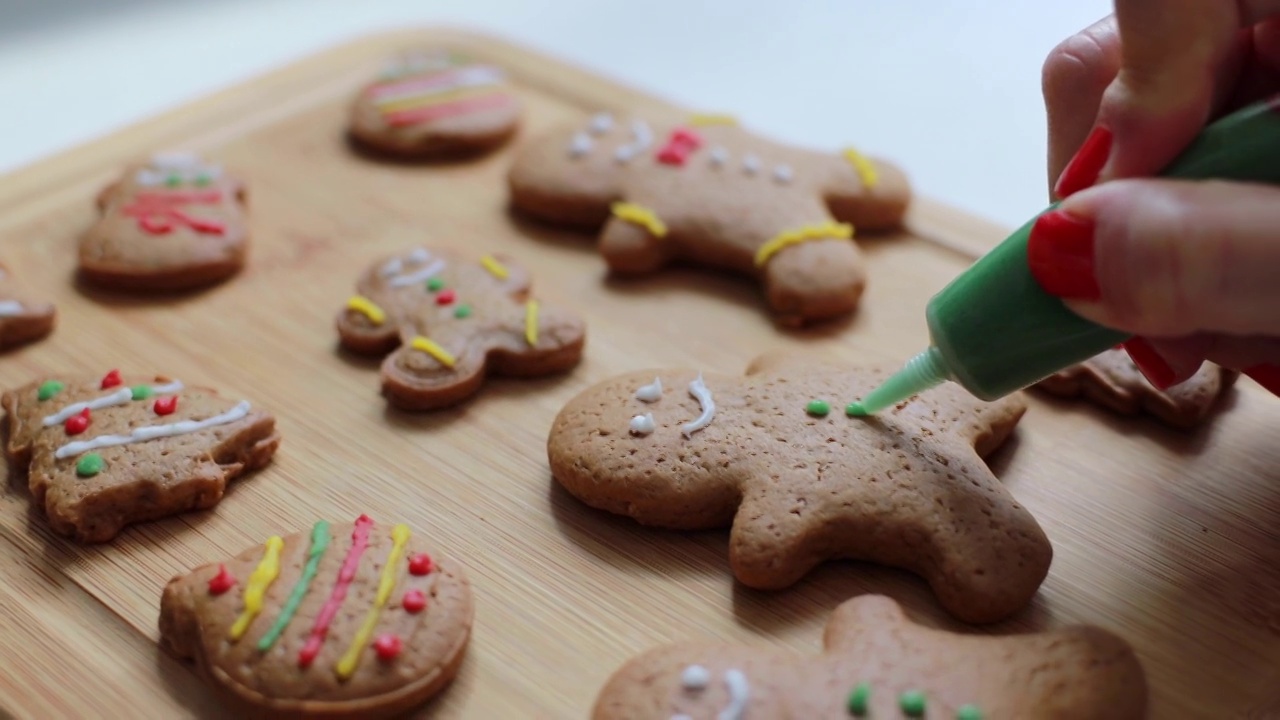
160, 516, 473, 719
348, 50, 521, 157
0, 262, 55, 349
548, 352, 1050, 624
2, 370, 279, 542
508, 113, 911, 325
593, 595, 1147, 720
337, 247, 586, 410
81, 152, 248, 291
1037, 348, 1238, 429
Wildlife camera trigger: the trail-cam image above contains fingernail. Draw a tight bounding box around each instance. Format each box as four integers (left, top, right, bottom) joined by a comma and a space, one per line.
1123, 337, 1177, 390
1244, 364, 1280, 397
1027, 209, 1101, 300
1055, 125, 1113, 198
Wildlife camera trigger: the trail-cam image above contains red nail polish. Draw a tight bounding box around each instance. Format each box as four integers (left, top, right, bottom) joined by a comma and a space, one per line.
1123, 337, 1178, 390
1055, 126, 1113, 198
1244, 364, 1280, 397
1027, 209, 1101, 300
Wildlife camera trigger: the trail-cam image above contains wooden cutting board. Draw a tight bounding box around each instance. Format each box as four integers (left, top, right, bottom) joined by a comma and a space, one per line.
0, 28, 1276, 720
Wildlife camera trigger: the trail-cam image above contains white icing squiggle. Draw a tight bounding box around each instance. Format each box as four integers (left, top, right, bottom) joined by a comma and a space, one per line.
387, 258, 446, 287
589, 112, 613, 134
680, 665, 710, 690
55, 400, 252, 460
569, 132, 593, 157
629, 413, 655, 436
718, 669, 749, 720
634, 377, 663, 402
614, 120, 654, 163
43, 381, 184, 427
682, 374, 715, 438
773, 164, 793, 183
0, 300, 23, 317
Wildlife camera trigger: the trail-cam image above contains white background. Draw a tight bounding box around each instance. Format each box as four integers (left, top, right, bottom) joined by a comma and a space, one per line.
0, 1, 1112, 228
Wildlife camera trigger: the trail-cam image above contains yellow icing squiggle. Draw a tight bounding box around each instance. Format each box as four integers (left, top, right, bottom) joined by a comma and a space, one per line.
335, 524, 411, 679
346, 296, 386, 325
754, 222, 855, 267
524, 300, 539, 346
228, 536, 285, 641
411, 335, 456, 368
610, 202, 668, 238
479, 254, 509, 280
688, 113, 737, 127
842, 148, 879, 189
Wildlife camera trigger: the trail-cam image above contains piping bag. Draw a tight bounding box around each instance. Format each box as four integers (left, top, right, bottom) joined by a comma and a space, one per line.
848, 95, 1280, 416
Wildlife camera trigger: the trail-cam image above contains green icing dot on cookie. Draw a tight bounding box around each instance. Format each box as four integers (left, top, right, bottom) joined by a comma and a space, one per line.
454, 304, 472, 319
130, 385, 154, 400
900, 690, 926, 717
956, 705, 983, 720
806, 399, 830, 417
846, 683, 870, 716
426, 277, 445, 292
37, 380, 65, 401
194, 174, 212, 187
76, 453, 104, 477
165, 173, 181, 187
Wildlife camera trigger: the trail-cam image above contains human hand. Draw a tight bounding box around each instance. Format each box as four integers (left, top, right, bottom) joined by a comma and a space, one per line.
1031, 1, 1280, 396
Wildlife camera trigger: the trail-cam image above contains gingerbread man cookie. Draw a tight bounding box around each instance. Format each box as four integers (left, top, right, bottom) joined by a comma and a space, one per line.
348, 50, 521, 157
593, 595, 1147, 720
548, 352, 1051, 624
507, 113, 911, 325
0, 263, 55, 349
2, 371, 279, 542
1037, 348, 1238, 429
161, 515, 473, 719
80, 152, 248, 291
337, 247, 586, 410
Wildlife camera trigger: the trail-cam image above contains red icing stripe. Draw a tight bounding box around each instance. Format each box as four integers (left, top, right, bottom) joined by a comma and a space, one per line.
384, 93, 511, 128
297, 515, 374, 668
123, 190, 227, 236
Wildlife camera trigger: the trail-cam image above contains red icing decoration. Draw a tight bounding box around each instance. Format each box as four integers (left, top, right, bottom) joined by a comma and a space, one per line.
101, 369, 122, 389
299, 515, 375, 668
408, 553, 433, 576
154, 396, 178, 415
373, 633, 402, 661
208, 564, 236, 595
122, 190, 226, 236
656, 127, 703, 166
402, 589, 427, 613
435, 289, 456, 306
64, 408, 91, 435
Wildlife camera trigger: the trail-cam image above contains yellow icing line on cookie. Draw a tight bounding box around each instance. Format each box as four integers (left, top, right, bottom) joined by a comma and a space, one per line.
754, 222, 855, 267
377, 86, 498, 113
610, 202, 668, 238
335, 524, 411, 680
842, 148, 879, 189
411, 335, 456, 368
228, 536, 285, 641
346, 295, 386, 325
688, 113, 738, 127
479, 254, 509, 279
524, 300, 539, 346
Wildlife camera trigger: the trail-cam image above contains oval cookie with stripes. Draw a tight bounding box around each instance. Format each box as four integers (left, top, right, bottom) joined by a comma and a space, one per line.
160, 516, 473, 719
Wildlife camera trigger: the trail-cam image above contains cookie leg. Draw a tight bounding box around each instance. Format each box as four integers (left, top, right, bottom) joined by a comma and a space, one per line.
726, 490, 825, 590
379, 342, 487, 410
761, 238, 866, 326
598, 217, 671, 274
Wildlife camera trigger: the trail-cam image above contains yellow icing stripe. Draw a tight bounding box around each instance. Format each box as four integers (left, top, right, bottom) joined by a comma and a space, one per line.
335, 524, 411, 680
754, 222, 855, 267
524, 300, 539, 346
228, 536, 285, 641
842, 148, 879, 189
688, 113, 738, 127
610, 201, 668, 238
479, 254, 509, 280
346, 295, 386, 325
410, 335, 456, 368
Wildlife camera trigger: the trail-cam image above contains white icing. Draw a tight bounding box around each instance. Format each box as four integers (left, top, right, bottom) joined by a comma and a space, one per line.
634, 377, 663, 402
743, 154, 761, 175
772, 164, 793, 183
0, 300, 23, 317
43, 381, 184, 427
135, 155, 222, 187
671, 716, 693, 720
589, 112, 613, 134
373, 65, 505, 104
614, 120, 654, 163
682, 374, 715, 438
387, 258, 446, 288
718, 670, 749, 720
380, 248, 432, 278
709, 147, 728, 167
569, 132, 593, 157
680, 664, 710, 691
150, 152, 201, 168
406, 247, 431, 263
629, 413, 656, 436
55, 400, 252, 460
380, 257, 404, 277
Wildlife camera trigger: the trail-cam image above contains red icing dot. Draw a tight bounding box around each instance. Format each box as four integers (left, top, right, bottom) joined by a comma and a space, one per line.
154, 396, 178, 415
402, 589, 427, 613
408, 553, 433, 576
64, 408, 90, 435
207, 564, 236, 595
101, 369, 122, 389
435, 289, 456, 306
373, 633, 402, 661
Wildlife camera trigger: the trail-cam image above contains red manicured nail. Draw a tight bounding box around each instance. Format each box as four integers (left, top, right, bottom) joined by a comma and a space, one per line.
1055, 125, 1113, 198
1123, 337, 1177, 390
1244, 364, 1280, 396
1027, 209, 1101, 300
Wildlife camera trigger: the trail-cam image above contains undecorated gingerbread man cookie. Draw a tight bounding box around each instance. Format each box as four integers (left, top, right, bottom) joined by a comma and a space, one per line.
508, 113, 911, 325
0, 262, 55, 349
337, 247, 586, 410
548, 352, 1051, 624
592, 595, 1148, 720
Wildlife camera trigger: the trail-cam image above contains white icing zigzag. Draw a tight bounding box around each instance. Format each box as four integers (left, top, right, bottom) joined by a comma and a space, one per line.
55, 400, 252, 460
43, 381, 184, 426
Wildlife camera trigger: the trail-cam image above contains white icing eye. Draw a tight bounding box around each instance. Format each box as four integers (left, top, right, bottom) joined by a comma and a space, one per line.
680, 664, 710, 690
772, 164, 793, 183
614, 146, 636, 163
589, 112, 613, 135
406, 247, 431, 264
634, 377, 663, 402
151, 151, 201, 169
742, 154, 761, 175
709, 147, 728, 167
569, 133, 593, 158
135, 169, 165, 186
629, 413, 656, 436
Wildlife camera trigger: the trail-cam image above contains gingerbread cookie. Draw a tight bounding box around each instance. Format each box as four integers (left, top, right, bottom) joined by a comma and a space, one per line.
507, 113, 911, 325
548, 352, 1050, 624
80, 152, 248, 291
337, 247, 586, 410
348, 50, 521, 157
0, 263, 55, 349
2, 370, 279, 542
1036, 348, 1238, 429
593, 594, 1147, 719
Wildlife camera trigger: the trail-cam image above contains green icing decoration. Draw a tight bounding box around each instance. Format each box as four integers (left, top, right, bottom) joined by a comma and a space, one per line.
76, 454, 104, 477
453, 304, 472, 319
900, 690, 926, 717
846, 402, 865, 417
257, 520, 331, 651
846, 683, 870, 715
130, 385, 154, 400
956, 705, 983, 720
37, 380, 65, 401
806, 399, 830, 417
426, 277, 445, 292
194, 174, 212, 187
165, 173, 181, 187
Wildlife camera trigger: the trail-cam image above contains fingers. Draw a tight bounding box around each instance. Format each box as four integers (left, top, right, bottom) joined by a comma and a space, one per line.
1041, 16, 1121, 193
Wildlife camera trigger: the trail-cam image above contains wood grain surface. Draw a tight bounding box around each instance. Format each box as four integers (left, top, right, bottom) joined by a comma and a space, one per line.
0, 28, 1277, 720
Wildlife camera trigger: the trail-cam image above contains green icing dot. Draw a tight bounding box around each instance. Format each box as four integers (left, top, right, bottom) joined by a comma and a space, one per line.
76, 454, 104, 477
37, 380, 65, 401
806, 399, 830, 417
956, 705, 983, 720
453, 304, 472, 319
130, 385, 154, 400
194, 174, 212, 186
426, 277, 445, 292
900, 690, 927, 717
165, 173, 181, 187
846, 683, 870, 716
846, 402, 868, 417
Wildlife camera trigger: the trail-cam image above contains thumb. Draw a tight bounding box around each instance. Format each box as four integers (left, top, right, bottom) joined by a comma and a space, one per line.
1027, 178, 1280, 338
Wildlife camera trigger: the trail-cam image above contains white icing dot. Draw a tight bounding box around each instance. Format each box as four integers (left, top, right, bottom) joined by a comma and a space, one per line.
589, 112, 613, 134
772, 164, 793, 183
569, 132, 593, 157
629, 413, 656, 436
614, 146, 636, 163
742, 154, 761, 175
680, 664, 710, 690
709, 147, 728, 167
635, 377, 663, 402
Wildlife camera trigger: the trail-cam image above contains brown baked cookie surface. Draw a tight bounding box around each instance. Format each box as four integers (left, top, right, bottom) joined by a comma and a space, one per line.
0, 262, 55, 349
1036, 348, 1238, 429
337, 247, 586, 410
161, 516, 473, 719
507, 113, 911, 326
80, 152, 249, 291
548, 352, 1050, 624
592, 594, 1148, 720
2, 371, 278, 542
348, 50, 521, 157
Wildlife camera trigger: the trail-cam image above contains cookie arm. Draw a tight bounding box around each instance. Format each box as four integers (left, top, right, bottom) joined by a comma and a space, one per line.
822, 150, 911, 232
336, 297, 401, 356
597, 211, 672, 274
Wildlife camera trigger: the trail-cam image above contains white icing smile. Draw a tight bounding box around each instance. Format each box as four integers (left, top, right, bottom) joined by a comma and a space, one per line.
682, 374, 715, 438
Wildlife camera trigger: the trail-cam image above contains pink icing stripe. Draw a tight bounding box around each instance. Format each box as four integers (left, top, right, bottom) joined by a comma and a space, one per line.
297, 515, 374, 668
384, 93, 511, 128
